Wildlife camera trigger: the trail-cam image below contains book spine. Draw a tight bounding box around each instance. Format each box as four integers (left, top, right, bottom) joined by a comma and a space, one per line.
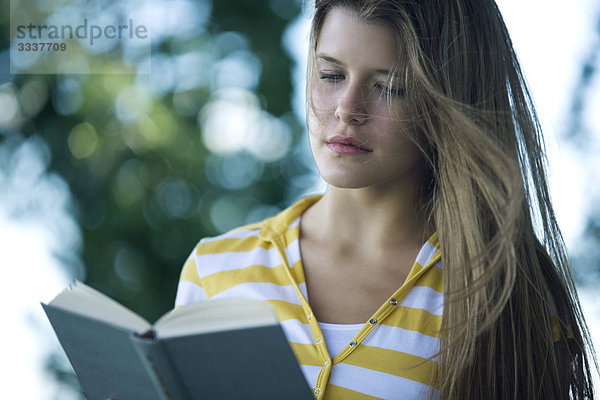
130, 333, 191, 400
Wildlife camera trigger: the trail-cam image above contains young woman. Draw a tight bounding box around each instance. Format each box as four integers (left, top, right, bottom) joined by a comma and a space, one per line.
176, 0, 597, 398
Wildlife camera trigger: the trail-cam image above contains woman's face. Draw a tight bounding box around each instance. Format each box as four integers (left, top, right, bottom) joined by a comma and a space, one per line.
308, 7, 425, 190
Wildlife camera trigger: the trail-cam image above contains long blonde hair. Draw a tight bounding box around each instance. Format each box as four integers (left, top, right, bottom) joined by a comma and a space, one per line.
307, 0, 597, 398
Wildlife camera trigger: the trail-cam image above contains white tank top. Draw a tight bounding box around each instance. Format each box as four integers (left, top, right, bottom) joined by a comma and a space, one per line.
317, 322, 363, 357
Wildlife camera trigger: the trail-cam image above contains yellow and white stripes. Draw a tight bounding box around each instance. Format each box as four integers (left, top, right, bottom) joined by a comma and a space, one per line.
176, 195, 443, 399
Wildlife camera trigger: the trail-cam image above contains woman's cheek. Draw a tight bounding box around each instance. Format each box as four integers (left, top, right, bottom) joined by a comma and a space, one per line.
311, 83, 336, 115
307, 110, 320, 139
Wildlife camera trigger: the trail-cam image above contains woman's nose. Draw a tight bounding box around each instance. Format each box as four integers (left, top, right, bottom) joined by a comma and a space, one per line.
334, 84, 369, 125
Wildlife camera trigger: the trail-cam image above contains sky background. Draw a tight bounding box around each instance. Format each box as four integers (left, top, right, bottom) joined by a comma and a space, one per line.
1, 0, 599, 397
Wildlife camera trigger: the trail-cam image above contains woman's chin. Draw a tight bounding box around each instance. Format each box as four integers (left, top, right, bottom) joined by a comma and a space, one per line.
319, 172, 378, 190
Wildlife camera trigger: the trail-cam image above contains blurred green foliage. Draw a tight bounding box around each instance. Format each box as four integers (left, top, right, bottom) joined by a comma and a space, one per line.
1, 0, 311, 395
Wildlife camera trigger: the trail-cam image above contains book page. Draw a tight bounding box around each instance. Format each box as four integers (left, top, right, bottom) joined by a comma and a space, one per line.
47, 281, 151, 334
154, 298, 278, 338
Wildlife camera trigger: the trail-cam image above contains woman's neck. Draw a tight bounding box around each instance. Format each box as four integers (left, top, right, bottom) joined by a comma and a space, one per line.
302, 184, 431, 252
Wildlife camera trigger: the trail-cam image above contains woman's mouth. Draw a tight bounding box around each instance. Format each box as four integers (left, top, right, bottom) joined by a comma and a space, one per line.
326, 136, 372, 155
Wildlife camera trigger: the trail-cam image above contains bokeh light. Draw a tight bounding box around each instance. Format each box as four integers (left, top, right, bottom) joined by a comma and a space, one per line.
200, 88, 292, 162
0, 84, 22, 129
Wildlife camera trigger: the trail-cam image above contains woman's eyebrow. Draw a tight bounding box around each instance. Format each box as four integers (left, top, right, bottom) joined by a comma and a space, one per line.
316, 53, 392, 76
316, 53, 344, 66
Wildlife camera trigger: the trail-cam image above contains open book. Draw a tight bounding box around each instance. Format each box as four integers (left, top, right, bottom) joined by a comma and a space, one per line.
42, 281, 313, 400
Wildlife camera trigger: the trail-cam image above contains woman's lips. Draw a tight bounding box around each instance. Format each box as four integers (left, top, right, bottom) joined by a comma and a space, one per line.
326, 136, 372, 155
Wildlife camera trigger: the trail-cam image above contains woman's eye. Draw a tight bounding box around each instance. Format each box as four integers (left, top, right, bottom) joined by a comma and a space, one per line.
375, 83, 405, 98
319, 72, 344, 82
